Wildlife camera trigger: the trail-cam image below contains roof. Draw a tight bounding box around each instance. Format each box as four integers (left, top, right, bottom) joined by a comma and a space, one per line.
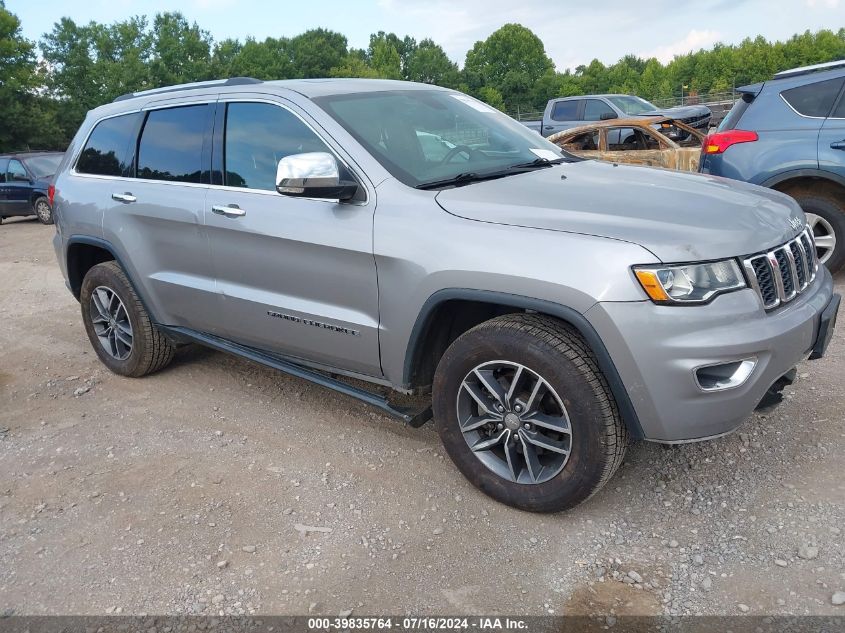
113, 77, 447, 104
773, 59, 845, 79
554, 93, 634, 100
0, 150, 64, 159
739, 61, 845, 95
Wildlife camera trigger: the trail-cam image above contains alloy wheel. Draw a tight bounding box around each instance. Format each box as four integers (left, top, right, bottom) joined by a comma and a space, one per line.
35, 200, 51, 223
806, 212, 836, 265
89, 286, 133, 360
456, 360, 572, 484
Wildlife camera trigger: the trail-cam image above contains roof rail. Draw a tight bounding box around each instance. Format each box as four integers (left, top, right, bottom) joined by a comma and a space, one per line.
113, 77, 263, 103
773, 59, 845, 80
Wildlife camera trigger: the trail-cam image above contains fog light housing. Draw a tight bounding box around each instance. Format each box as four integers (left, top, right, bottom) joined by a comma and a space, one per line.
694, 358, 757, 392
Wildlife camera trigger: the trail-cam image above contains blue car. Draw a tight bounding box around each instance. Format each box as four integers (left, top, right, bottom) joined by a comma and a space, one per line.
0, 151, 64, 225
700, 60, 845, 272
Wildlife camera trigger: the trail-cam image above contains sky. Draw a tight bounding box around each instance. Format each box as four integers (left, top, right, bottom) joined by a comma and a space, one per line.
9, 0, 845, 72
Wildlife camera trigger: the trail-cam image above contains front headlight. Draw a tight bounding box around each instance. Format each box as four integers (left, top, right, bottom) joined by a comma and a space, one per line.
633, 259, 746, 304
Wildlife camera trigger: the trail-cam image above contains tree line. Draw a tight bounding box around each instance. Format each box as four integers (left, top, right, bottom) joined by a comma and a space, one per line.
1, 0, 843, 152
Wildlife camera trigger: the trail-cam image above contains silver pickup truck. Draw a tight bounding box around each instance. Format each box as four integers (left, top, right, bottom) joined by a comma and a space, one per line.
522, 93, 711, 138
50, 78, 838, 512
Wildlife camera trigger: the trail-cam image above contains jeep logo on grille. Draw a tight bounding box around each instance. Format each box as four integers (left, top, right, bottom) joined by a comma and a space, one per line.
789, 217, 803, 231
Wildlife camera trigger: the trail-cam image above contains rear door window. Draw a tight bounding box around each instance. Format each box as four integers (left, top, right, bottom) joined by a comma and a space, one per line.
781, 78, 845, 118
584, 99, 617, 121
137, 105, 209, 183
76, 113, 141, 176
550, 100, 579, 122
0, 158, 8, 183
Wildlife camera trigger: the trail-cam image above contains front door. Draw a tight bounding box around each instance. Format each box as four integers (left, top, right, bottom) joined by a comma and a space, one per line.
205, 97, 381, 378
5, 159, 33, 216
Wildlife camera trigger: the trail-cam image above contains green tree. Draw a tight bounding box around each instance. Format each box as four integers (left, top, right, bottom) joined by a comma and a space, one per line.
464, 24, 554, 111
0, 1, 61, 150
406, 38, 459, 87
227, 37, 294, 80
148, 12, 213, 86
369, 38, 402, 79
289, 28, 347, 78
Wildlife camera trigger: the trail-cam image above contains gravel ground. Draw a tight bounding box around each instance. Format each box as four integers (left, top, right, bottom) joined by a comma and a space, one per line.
1, 217, 843, 618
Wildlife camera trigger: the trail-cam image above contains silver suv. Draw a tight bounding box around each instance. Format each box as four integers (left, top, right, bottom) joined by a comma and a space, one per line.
51, 78, 839, 512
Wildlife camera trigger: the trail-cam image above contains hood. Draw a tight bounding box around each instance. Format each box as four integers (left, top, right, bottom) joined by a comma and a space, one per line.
636, 104, 710, 119
435, 160, 804, 263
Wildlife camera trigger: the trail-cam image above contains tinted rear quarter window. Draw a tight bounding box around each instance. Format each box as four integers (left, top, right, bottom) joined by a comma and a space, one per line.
718, 94, 754, 131
781, 78, 845, 117
0, 158, 7, 183
551, 100, 579, 121
76, 113, 140, 176
137, 105, 209, 183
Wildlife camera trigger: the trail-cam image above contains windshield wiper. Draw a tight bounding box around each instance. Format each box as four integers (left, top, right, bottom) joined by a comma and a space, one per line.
507, 157, 567, 170
416, 158, 567, 190
416, 171, 501, 190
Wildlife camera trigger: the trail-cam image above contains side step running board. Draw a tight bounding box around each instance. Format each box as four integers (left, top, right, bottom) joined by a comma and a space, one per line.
159, 326, 433, 427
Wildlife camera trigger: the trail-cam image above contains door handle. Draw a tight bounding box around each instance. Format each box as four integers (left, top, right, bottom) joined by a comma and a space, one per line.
831, 141, 845, 151
111, 192, 136, 203
211, 204, 246, 218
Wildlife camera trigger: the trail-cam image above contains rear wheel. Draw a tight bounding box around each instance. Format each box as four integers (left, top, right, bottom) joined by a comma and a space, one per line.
432, 314, 627, 512
34, 196, 53, 225
80, 261, 175, 377
784, 187, 845, 273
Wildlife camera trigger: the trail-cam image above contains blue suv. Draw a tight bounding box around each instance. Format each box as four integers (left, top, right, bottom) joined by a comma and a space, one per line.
700, 61, 845, 272
0, 151, 64, 225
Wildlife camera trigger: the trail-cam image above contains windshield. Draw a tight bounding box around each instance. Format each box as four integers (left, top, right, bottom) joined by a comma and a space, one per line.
606, 96, 658, 115
313, 90, 569, 188
24, 154, 63, 179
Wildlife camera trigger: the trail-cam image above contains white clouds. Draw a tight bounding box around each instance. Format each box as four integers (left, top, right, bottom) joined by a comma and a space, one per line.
639, 29, 722, 64
804, 0, 840, 7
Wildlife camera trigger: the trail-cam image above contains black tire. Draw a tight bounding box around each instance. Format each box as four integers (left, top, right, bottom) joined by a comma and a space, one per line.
33, 196, 53, 225
784, 186, 845, 273
432, 313, 627, 513
80, 261, 175, 377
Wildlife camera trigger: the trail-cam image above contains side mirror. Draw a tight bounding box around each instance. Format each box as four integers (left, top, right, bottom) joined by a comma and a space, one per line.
276, 152, 359, 201
600, 112, 618, 121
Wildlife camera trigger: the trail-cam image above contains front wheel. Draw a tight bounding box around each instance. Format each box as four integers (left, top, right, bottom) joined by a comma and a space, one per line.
786, 187, 845, 273
432, 314, 627, 513
34, 196, 53, 225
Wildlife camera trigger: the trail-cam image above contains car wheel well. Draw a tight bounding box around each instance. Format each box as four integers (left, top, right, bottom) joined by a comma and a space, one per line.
406, 299, 519, 391
772, 176, 845, 201
67, 243, 115, 300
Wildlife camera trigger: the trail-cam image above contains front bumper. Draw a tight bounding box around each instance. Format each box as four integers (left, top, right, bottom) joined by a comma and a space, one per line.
586, 267, 836, 442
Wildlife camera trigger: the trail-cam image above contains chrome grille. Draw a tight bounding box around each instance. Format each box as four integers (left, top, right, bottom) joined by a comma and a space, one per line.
743, 228, 817, 310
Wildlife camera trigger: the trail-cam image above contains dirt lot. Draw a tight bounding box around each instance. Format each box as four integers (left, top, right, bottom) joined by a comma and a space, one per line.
1, 217, 843, 618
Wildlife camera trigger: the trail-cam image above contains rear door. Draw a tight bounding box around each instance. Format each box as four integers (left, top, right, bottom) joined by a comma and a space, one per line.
0, 158, 8, 213
98, 100, 223, 335
818, 81, 845, 181
5, 159, 33, 216
205, 95, 381, 377
600, 126, 671, 168
543, 99, 581, 137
